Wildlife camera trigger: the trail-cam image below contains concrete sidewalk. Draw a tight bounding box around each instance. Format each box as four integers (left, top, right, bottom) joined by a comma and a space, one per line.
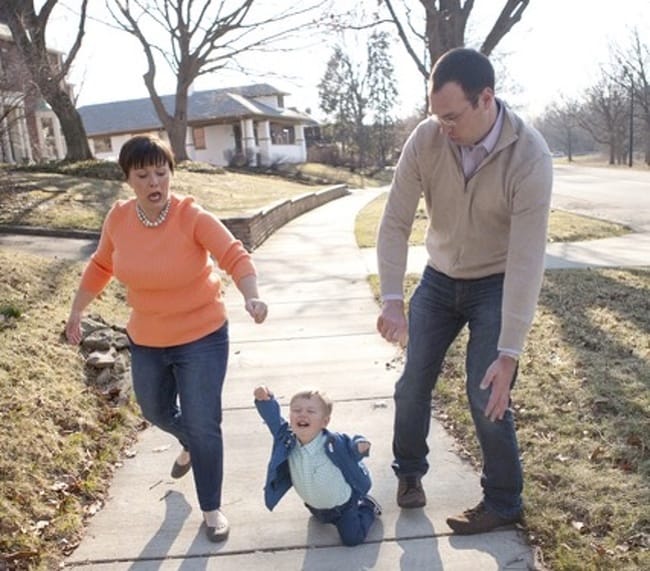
63, 188, 535, 570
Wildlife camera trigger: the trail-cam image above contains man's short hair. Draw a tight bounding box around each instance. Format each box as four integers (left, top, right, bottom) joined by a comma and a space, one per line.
430, 48, 495, 105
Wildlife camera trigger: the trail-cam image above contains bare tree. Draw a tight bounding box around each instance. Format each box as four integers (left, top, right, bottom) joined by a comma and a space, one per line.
1, 0, 93, 161
577, 72, 628, 165
318, 30, 397, 168
534, 100, 594, 161
108, 0, 332, 161
612, 29, 649, 165
380, 1, 530, 78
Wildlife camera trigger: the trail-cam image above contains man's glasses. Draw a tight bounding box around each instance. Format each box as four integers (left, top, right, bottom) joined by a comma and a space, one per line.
437, 102, 472, 128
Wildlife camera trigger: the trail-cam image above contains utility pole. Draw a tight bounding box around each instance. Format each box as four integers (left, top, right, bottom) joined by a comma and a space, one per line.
624, 66, 634, 167
628, 74, 634, 167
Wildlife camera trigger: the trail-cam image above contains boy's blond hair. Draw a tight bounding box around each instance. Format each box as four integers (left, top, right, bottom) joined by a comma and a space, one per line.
290, 389, 333, 417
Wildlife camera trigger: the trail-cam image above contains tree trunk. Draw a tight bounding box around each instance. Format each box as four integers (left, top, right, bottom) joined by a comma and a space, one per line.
645, 115, 650, 165
42, 85, 93, 161
167, 122, 189, 162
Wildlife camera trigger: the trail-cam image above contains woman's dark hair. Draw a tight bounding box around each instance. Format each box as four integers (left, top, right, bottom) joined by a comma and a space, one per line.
118, 135, 175, 177
429, 48, 495, 105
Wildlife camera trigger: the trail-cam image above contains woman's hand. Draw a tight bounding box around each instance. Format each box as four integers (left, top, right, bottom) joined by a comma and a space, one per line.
65, 311, 83, 345
245, 298, 268, 324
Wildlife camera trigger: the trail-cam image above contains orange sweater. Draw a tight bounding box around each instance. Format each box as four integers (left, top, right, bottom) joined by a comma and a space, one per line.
79, 194, 256, 347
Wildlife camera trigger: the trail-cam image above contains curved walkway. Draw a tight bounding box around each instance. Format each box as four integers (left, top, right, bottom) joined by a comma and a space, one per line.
3, 182, 645, 569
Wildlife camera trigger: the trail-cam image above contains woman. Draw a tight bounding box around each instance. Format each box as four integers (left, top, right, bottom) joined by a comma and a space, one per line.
65, 134, 267, 542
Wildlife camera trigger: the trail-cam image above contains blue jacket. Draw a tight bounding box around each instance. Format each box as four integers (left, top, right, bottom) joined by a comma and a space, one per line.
255, 396, 372, 511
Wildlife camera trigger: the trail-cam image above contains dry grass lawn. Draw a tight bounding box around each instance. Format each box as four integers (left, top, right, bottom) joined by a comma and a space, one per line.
366, 268, 649, 570
0, 168, 333, 231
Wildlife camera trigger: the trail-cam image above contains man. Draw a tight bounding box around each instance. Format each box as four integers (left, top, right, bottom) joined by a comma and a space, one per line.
376, 48, 552, 535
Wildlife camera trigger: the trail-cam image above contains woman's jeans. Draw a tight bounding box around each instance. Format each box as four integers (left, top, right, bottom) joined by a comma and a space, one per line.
129, 324, 229, 512
393, 266, 523, 518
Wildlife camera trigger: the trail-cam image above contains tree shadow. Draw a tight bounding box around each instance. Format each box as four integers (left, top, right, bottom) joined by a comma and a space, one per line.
529, 268, 649, 476
0, 172, 123, 226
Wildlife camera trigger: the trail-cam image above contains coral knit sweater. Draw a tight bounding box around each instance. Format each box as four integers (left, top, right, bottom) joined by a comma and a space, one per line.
79, 194, 256, 347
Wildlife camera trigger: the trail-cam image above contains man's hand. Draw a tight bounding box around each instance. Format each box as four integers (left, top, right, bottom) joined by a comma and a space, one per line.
254, 385, 272, 401
480, 354, 518, 422
376, 299, 408, 346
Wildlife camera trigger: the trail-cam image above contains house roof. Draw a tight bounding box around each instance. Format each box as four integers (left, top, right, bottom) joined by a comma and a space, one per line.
78, 83, 318, 137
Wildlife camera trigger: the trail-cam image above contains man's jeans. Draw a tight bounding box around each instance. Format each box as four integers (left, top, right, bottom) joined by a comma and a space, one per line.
393, 266, 523, 518
129, 324, 229, 512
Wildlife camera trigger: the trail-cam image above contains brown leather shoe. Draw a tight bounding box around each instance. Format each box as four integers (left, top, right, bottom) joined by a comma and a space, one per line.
446, 501, 521, 535
397, 474, 426, 508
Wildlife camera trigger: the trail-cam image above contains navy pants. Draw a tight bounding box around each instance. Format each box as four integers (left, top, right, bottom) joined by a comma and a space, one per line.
129, 324, 229, 512
306, 494, 376, 546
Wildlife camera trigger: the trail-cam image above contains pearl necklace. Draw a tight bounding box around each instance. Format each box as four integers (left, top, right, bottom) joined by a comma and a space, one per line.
136, 200, 171, 228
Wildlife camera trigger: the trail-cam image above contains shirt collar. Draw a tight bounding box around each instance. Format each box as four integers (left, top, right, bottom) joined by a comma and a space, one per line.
475, 99, 504, 153
298, 431, 326, 454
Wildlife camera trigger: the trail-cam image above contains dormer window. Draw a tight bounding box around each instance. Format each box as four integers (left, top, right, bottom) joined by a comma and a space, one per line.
277, 94, 284, 108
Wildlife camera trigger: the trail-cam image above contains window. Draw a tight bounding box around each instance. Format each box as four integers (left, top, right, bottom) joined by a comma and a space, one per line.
270, 123, 295, 145
93, 136, 112, 153
193, 126, 206, 150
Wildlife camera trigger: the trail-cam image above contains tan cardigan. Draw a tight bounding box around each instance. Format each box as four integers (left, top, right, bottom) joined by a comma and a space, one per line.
377, 103, 553, 354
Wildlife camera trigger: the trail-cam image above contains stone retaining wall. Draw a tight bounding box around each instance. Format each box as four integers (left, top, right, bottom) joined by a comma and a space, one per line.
222, 184, 349, 251
0, 184, 349, 252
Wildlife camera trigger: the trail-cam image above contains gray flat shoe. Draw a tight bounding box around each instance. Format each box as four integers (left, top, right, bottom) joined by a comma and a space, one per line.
204, 510, 229, 543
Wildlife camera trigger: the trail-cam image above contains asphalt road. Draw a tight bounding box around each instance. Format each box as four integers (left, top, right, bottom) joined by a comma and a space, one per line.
550, 164, 650, 231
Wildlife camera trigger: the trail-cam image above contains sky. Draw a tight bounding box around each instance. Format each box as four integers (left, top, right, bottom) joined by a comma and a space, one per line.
47, 0, 649, 122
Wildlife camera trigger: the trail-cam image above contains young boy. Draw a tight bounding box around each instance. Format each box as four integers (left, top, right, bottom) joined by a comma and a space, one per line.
253, 385, 381, 546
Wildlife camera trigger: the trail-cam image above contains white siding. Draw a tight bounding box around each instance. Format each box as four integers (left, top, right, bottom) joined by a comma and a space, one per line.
269, 144, 304, 164
193, 124, 235, 166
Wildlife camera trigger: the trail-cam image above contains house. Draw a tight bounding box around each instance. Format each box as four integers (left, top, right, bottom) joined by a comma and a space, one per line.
78, 84, 319, 167
0, 19, 67, 163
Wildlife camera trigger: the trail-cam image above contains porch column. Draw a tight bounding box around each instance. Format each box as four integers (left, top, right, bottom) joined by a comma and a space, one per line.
243, 118, 256, 165
51, 115, 64, 160
295, 123, 306, 162
16, 113, 33, 162
258, 120, 271, 166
